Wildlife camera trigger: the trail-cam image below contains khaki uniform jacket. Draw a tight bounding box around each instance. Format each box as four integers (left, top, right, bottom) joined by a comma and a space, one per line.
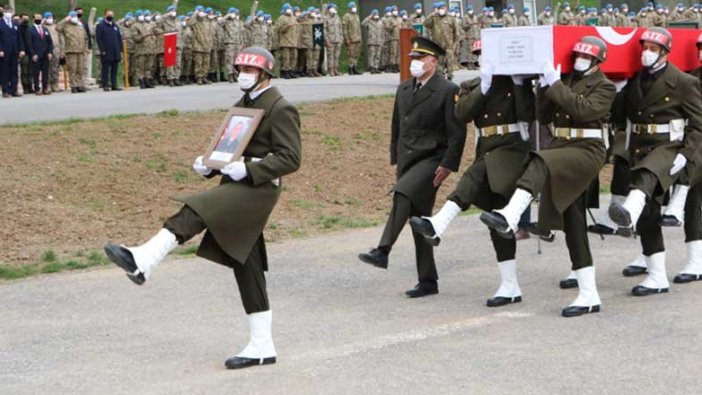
424, 14, 458, 48
391, 73, 466, 210
455, 76, 535, 210
362, 17, 384, 46
150, 21, 164, 55
187, 15, 212, 53
383, 15, 401, 41
117, 20, 135, 53
56, 19, 87, 54
342, 12, 362, 43
276, 14, 298, 48
518, 15, 531, 26
537, 13, 555, 25
535, 69, 616, 229
298, 15, 313, 49
324, 14, 344, 44
174, 87, 302, 267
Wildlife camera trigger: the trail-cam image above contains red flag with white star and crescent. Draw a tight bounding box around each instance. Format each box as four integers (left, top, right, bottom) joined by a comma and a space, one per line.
164, 32, 177, 68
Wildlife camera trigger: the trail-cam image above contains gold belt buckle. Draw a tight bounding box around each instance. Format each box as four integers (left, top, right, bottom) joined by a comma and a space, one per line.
574, 129, 584, 138
481, 125, 497, 137
556, 128, 570, 139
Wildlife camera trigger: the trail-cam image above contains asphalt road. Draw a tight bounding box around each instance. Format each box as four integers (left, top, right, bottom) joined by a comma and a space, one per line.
0, 70, 477, 125
2, 205, 701, 395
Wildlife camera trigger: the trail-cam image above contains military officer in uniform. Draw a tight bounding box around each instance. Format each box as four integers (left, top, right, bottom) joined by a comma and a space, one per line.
424, 2, 459, 80
410, 40, 534, 307
358, 37, 465, 298
362, 9, 384, 74
537, 7, 555, 25
105, 47, 301, 370
56, 11, 88, 93
609, 28, 702, 295
481, 36, 616, 317
343, 2, 362, 75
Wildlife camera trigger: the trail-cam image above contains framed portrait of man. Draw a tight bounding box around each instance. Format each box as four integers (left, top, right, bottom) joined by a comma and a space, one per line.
203, 107, 265, 169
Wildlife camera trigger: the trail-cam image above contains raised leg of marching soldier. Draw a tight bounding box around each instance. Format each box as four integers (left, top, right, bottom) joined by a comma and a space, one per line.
674, 185, 702, 283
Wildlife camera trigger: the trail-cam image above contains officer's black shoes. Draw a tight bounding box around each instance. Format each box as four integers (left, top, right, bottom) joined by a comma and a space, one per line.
486, 295, 522, 307
559, 278, 578, 289
409, 217, 440, 246
405, 281, 438, 298
479, 212, 514, 239
103, 87, 111, 92
587, 223, 618, 235
561, 305, 600, 317
631, 285, 669, 296
608, 203, 635, 237
358, 248, 388, 269
674, 273, 702, 284
225, 356, 276, 370
112, 87, 123, 91
622, 265, 648, 277
104, 244, 146, 286
660, 215, 682, 227
524, 223, 556, 242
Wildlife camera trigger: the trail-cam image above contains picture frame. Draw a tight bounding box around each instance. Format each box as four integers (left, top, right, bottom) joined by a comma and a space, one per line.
203, 107, 265, 170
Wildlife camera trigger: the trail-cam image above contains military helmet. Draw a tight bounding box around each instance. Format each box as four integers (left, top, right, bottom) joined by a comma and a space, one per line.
572, 36, 608, 63
235, 47, 276, 77
640, 27, 672, 52
471, 40, 482, 54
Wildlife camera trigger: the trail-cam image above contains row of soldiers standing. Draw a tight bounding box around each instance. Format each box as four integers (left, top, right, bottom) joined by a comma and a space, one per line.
537, 2, 702, 28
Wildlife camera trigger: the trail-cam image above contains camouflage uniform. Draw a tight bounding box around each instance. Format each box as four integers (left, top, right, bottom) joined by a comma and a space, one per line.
558, 10, 578, 25
43, 20, 62, 91
246, 19, 268, 48
148, 19, 162, 83
384, 15, 401, 70
324, 11, 343, 75
56, 18, 88, 90
180, 22, 193, 82
297, 14, 312, 74
220, 16, 239, 81
208, 18, 221, 80
537, 11, 555, 25
462, 13, 480, 67
342, 11, 362, 70
276, 13, 298, 74
187, 14, 213, 83
502, 12, 518, 27
518, 14, 531, 26
158, 14, 180, 83
424, 12, 459, 79
118, 19, 137, 86
362, 15, 383, 72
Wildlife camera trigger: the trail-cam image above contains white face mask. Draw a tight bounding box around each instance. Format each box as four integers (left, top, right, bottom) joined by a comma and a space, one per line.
198, 12, 206, 18
238, 72, 258, 91
438, 9, 446, 16
573, 57, 592, 72
509, 9, 515, 14
257, 16, 264, 22
71, 17, 79, 24
181, 21, 187, 27
351, 7, 357, 13
468, 10, 473, 15
155, 15, 161, 21
46, 18, 54, 24
145, 16, 152, 22
564, 7, 570, 11
4, 12, 12, 19
641, 49, 659, 67
525, 12, 530, 16
330, 9, 337, 14
392, 11, 398, 16
417, 9, 423, 14
402, 15, 408, 19
410, 59, 425, 78
138, 15, 145, 22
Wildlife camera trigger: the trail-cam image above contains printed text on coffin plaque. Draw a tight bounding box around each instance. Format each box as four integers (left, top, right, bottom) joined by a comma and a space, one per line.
499, 37, 532, 63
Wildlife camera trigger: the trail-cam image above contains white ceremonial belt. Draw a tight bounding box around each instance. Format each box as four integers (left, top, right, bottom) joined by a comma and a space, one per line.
478, 123, 520, 138
631, 124, 671, 134
554, 128, 602, 139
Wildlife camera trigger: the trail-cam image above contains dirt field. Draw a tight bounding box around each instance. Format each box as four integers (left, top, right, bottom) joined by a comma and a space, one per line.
0, 96, 612, 266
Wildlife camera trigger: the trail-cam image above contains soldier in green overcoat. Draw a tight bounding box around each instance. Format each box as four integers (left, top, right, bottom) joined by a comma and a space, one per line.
105, 47, 301, 370
409, 39, 534, 308
481, 36, 616, 318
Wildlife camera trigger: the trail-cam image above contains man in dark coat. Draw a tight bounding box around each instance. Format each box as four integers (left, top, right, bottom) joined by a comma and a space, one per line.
610, 28, 702, 295
104, 47, 302, 370
26, 13, 53, 95
481, 36, 616, 317
358, 36, 466, 298
409, 39, 534, 308
96, 9, 123, 91
0, 5, 26, 97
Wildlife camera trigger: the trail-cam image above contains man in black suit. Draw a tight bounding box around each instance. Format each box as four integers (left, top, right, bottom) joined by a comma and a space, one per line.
358, 36, 466, 297
26, 13, 53, 95
0, 5, 26, 97
96, 9, 123, 91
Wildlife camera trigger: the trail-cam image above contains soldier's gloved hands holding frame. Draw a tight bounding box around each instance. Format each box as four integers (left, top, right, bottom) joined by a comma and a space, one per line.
480, 60, 494, 94
221, 161, 248, 181
192, 156, 212, 177
541, 61, 561, 86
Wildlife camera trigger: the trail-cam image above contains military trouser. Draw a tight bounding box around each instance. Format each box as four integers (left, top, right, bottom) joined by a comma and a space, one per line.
346, 41, 361, 66
379, 192, 438, 283
280, 47, 296, 71
83, 50, 91, 86
125, 52, 137, 86
65, 52, 86, 88
160, 50, 182, 80
49, 47, 61, 90
94, 54, 102, 84
307, 47, 320, 71
685, 184, 702, 242
387, 39, 398, 66
135, 53, 153, 79
193, 51, 210, 78
326, 43, 341, 70
221, 44, 237, 75
516, 157, 593, 270
296, 48, 308, 72
20, 55, 33, 90
380, 41, 389, 67
164, 206, 269, 314
367, 45, 381, 69
611, 155, 631, 196
209, 49, 218, 74
181, 48, 192, 77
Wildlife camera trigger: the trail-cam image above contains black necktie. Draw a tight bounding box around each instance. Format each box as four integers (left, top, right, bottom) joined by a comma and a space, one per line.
413, 82, 422, 95
243, 93, 253, 107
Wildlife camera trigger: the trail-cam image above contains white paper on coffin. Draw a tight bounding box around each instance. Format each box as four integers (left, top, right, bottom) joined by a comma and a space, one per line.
481, 26, 555, 75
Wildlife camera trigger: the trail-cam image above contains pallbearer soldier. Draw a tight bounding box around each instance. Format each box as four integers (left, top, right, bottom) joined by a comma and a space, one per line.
358, 37, 465, 298
481, 37, 616, 317
609, 28, 702, 295
104, 47, 301, 369
410, 39, 535, 307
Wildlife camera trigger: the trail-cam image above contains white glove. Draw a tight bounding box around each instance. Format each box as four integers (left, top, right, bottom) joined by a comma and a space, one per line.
221, 160, 248, 181
614, 79, 628, 93
670, 153, 687, 176
542, 61, 561, 86
192, 156, 212, 176
479, 60, 494, 95
511, 75, 525, 86
538, 75, 548, 88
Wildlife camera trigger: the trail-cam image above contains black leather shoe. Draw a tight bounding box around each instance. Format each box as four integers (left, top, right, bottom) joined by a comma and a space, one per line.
409, 216, 440, 246
622, 265, 648, 277
587, 223, 618, 236
608, 204, 635, 237
673, 273, 702, 284
559, 278, 578, 289
660, 215, 682, 227
358, 248, 388, 269
479, 212, 514, 239
523, 222, 555, 242
562, 305, 600, 317
225, 356, 276, 369
486, 295, 522, 307
405, 282, 438, 298
632, 285, 669, 296
104, 244, 146, 285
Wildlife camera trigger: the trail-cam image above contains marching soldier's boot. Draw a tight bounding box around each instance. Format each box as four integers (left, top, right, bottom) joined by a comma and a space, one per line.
104, 229, 179, 286
487, 259, 522, 307
146, 78, 156, 89
609, 189, 647, 237
220, 72, 226, 82
409, 201, 461, 246
559, 271, 578, 289
168, 79, 175, 87
661, 185, 689, 227
480, 188, 533, 238
562, 267, 601, 317
623, 254, 648, 277
358, 247, 389, 269
173, 78, 182, 86
674, 241, 702, 283
225, 310, 277, 369
139, 79, 147, 89
588, 195, 625, 235
632, 252, 669, 296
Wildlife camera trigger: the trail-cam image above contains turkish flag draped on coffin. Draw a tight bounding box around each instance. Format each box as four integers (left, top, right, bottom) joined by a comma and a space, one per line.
164, 32, 178, 68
